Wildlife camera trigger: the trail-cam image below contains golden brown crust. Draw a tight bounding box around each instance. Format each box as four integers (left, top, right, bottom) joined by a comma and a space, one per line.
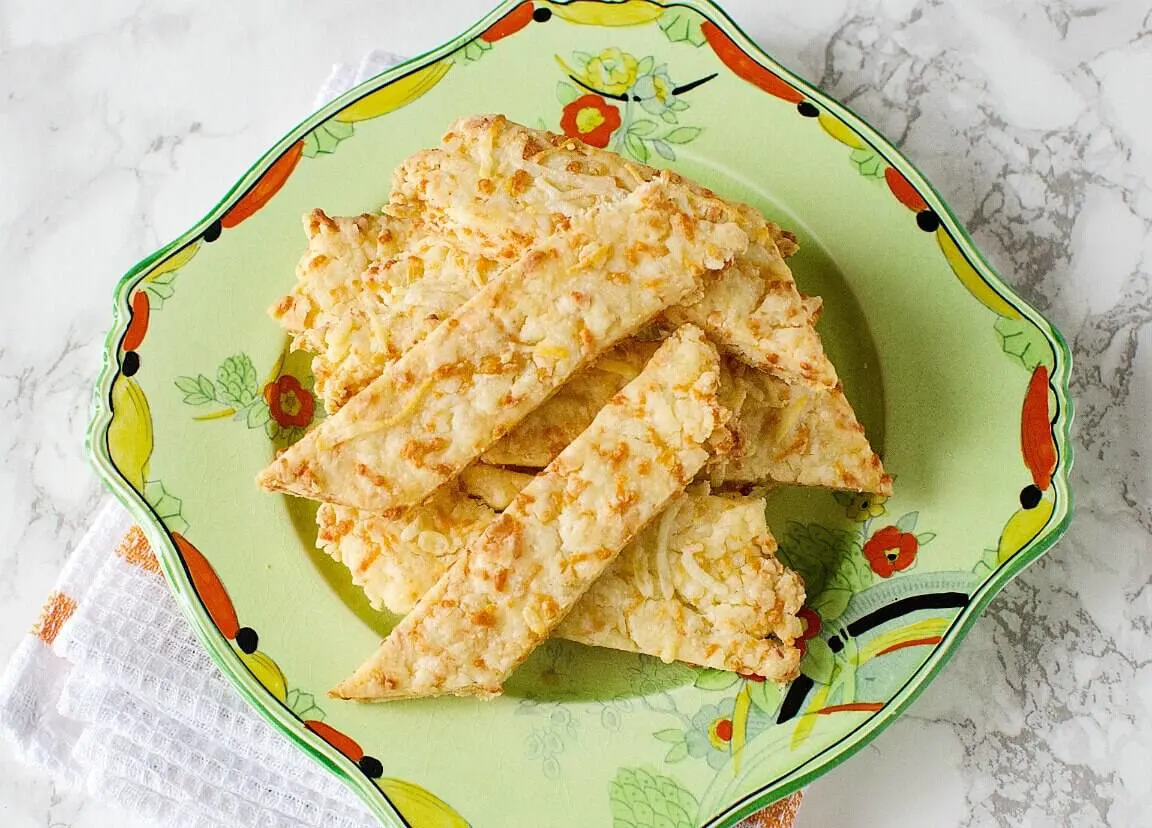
330, 326, 727, 700
557, 491, 804, 679
260, 115, 890, 698
323, 490, 805, 682
257, 183, 746, 512
390, 114, 837, 386
489, 340, 890, 495
317, 481, 496, 615
482, 340, 659, 466
267, 121, 886, 497
721, 362, 893, 495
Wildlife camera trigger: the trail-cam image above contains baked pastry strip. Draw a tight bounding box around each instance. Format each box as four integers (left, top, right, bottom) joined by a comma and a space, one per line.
330, 325, 726, 700
391, 114, 836, 386
256, 182, 747, 512
321, 489, 805, 683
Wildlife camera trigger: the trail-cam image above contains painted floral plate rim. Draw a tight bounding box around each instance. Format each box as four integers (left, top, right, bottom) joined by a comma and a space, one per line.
87, 1, 1074, 825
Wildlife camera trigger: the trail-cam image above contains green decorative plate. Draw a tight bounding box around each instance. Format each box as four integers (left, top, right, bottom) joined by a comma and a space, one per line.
88, 1, 1073, 825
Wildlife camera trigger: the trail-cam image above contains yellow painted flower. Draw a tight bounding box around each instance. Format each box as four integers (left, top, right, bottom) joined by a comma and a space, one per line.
845, 492, 888, 522
582, 48, 639, 96
653, 74, 673, 104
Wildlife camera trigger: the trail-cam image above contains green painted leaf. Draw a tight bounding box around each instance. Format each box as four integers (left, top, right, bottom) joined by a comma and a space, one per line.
832, 491, 853, 507
301, 131, 321, 159
664, 742, 689, 764
142, 281, 175, 308
144, 479, 188, 536
631, 802, 655, 825
747, 679, 783, 714
302, 120, 355, 159
777, 522, 858, 599
694, 668, 739, 691
325, 120, 353, 139
972, 547, 999, 576
660, 111, 678, 125
175, 376, 201, 395
994, 316, 1053, 372
285, 689, 325, 721
832, 550, 874, 596
175, 375, 215, 406
811, 586, 852, 623
142, 479, 165, 507
637, 55, 656, 76
313, 129, 340, 155
658, 8, 707, 46
571, 51, 594, 69
669, 99, 689, 112
556, 81, 579, 106
780, 523, 870, 624
246, 402, 271, 429
850, 147, 887, 179
652, 139, 675, 161
629, 119, 658, 136
624, 133, 650, 163
217, 354, 257, 407
608, 784, 632, 824
801, 638, 835, 685
653, 729, 683, 743
663, 126, 702, 144
661, 777, 698, 824
609, 768, 699, 828
896, 511, 919, 533
917, 532, 937, 545
305, 122, 352, 158
459, 38, 492, 63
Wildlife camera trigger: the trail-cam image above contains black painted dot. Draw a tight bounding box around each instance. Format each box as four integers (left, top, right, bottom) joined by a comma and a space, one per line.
1019, 484, 1043, 510
358, 755, 383, 779
235, 626, 259, 654
122, 351, 140, 377
916, 210, 940, 232
203, 219, 222, 243
532, 7, 552, 22
797, 101, 819, 118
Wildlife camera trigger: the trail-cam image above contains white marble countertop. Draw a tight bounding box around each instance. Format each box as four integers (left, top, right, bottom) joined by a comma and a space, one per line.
1, 1, 1149, 825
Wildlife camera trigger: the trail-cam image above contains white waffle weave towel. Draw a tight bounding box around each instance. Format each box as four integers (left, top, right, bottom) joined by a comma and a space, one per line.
0, 53, 403, 828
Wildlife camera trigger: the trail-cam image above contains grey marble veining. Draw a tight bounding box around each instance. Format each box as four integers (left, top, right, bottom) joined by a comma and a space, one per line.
0, 1, 1148, 826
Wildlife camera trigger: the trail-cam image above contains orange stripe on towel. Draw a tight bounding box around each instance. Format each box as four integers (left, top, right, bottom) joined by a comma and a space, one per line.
32, 592, 77, 645
115, 525, 160, 574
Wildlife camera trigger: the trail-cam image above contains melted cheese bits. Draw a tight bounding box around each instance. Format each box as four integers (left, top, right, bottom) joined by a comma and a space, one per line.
331, 325, 726, 700
490, 340, 890, 495
321, 490, 805, 682
392, 114, 837, 386
256, 182, 746, 512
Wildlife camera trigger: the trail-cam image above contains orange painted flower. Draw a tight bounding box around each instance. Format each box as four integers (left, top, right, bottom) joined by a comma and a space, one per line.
863, 525, 919, 578
560, 94, 621, 148
263, 375, 314, 429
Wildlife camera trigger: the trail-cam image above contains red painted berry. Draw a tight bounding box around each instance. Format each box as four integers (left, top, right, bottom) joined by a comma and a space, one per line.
715, 719, 733, 742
